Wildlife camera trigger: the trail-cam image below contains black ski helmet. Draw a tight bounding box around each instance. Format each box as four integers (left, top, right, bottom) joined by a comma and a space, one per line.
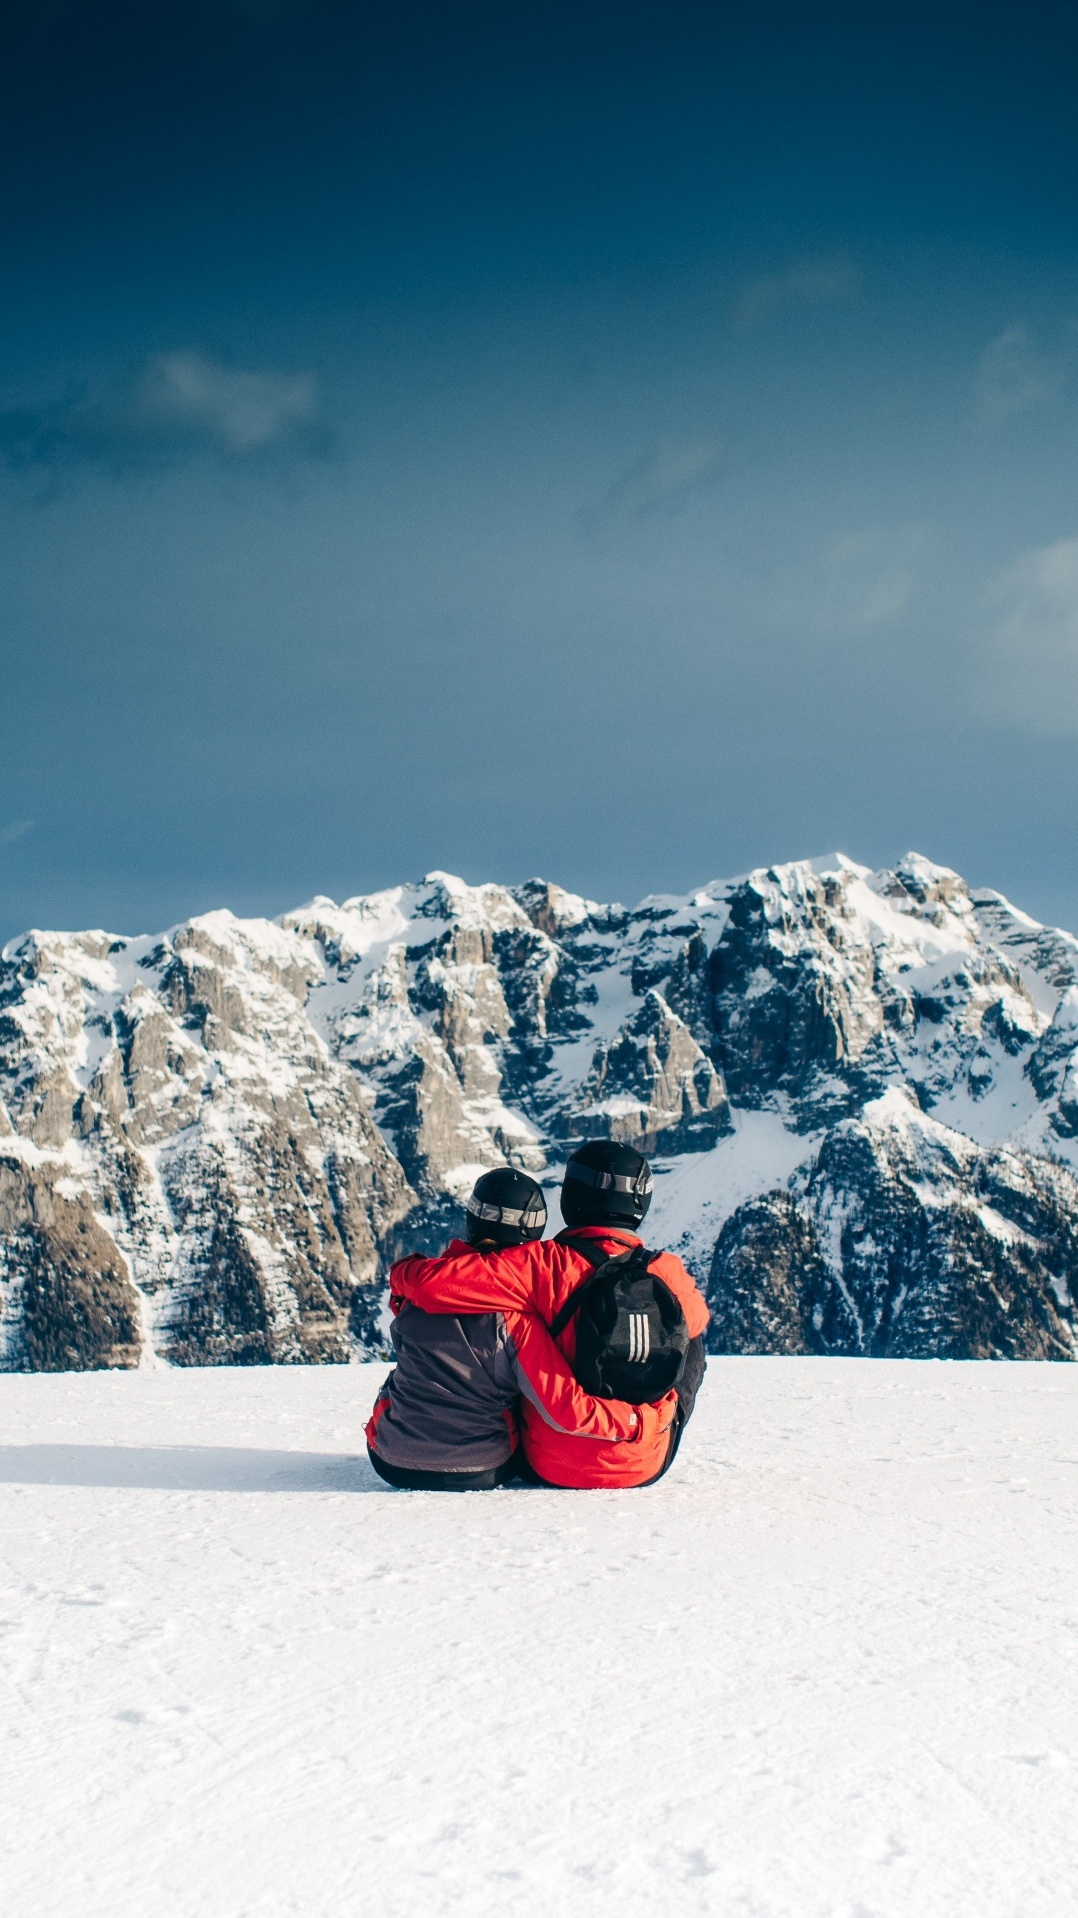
465, 1167, 547, 1249
560, 1139, 653, 1229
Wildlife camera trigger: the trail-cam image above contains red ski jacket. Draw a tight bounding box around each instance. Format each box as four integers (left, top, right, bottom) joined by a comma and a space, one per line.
364, 1285, 649, 1476
389, 1226, 709, 1488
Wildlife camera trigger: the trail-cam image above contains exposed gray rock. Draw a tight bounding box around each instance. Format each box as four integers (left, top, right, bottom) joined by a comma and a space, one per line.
0, 915, 415, 1368
5, 851, 1078, 1369
707, 1092, 1078, 1359
0, 1152, 141, 1371
706, 1193, 829, 1354
567, 989, 731, 1151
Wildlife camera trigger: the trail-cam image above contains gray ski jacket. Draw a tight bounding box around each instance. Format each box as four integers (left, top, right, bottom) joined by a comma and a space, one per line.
367, 1303, 521, 1474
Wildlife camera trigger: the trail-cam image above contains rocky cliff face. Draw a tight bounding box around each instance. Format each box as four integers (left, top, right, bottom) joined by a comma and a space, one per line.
2, 852, 1077, 1368
0, 916, 413, 1368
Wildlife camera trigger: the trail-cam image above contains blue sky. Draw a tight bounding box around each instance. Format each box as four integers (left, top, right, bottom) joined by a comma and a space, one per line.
3, 1, 1078, 938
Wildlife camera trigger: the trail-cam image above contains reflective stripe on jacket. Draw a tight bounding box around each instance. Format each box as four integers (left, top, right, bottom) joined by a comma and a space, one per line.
388, 1227, 709, 1489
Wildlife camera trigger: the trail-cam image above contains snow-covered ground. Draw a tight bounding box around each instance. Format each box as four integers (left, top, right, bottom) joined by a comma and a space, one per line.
2, 1361, 1076, 1918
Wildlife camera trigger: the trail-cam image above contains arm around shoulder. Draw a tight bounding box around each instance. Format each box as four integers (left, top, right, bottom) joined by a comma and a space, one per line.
389, 1243, 535, 1314
505, 1312, 675, 1443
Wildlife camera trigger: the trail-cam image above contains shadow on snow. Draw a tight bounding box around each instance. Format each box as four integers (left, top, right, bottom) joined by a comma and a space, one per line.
0, 1444, 382, 1494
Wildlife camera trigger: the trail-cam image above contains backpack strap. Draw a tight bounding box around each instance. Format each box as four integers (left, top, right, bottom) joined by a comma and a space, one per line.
548, 1239, 654, 1341
548, 1253, 607, 1340
555, 1232, 609, 1266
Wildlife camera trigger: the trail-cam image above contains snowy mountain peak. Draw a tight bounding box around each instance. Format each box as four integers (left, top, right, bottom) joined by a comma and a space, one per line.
2, 851, 1077, 1369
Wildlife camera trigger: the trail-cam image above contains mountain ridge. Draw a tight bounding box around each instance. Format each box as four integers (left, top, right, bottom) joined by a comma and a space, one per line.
3, 850, 1077, 1368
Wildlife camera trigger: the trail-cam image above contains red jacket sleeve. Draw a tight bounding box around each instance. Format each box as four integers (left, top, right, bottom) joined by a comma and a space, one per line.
503, 1311, 677, 1443
390, 1243, 537, 1314
391, 1240, 710, 1336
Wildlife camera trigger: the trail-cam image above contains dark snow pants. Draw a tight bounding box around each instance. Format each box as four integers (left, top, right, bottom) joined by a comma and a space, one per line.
366, 1445, 524, 1491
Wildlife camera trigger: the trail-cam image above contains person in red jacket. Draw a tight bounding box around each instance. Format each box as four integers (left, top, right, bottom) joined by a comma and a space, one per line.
366, 1165, 653, 1490
389, 1140, 709, 1489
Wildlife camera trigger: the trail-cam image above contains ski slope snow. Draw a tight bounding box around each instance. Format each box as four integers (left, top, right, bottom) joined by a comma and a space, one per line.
2, 1361, 1076, 1917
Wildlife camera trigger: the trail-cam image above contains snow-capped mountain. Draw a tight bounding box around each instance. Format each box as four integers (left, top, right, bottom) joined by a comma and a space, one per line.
2, 852, 1077, 1369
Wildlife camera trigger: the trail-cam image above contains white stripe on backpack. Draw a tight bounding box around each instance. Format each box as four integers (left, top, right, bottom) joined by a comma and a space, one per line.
628, 1312, 650, 1363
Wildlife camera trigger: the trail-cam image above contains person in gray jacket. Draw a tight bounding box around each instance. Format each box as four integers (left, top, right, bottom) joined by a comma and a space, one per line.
366, 1166, 642, 1490
366, 1167, 543, 1490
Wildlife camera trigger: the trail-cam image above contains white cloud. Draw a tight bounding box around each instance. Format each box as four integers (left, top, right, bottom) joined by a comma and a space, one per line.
981, 537, 1078, 732
0, 820, 34, 846
734, 254, 861, 327
133, 351, 322, 456
778, 525, 930, 640
975, 323, 1068, 425
0, 349, 329, 475
585, 437, 723, 527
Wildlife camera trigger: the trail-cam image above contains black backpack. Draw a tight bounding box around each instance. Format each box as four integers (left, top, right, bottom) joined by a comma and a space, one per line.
549, 1238, 690, 1401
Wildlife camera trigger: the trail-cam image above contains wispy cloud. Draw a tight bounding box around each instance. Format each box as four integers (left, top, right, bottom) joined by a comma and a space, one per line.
734, 253, 861, 327
0, 350, 330, 477
584, 437, 723, 528
975, 323, 1069, 426
980, 536, 1078, 732
824, 527, 925, 632
0, 820, 34, 846
778, 525, 930, 640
